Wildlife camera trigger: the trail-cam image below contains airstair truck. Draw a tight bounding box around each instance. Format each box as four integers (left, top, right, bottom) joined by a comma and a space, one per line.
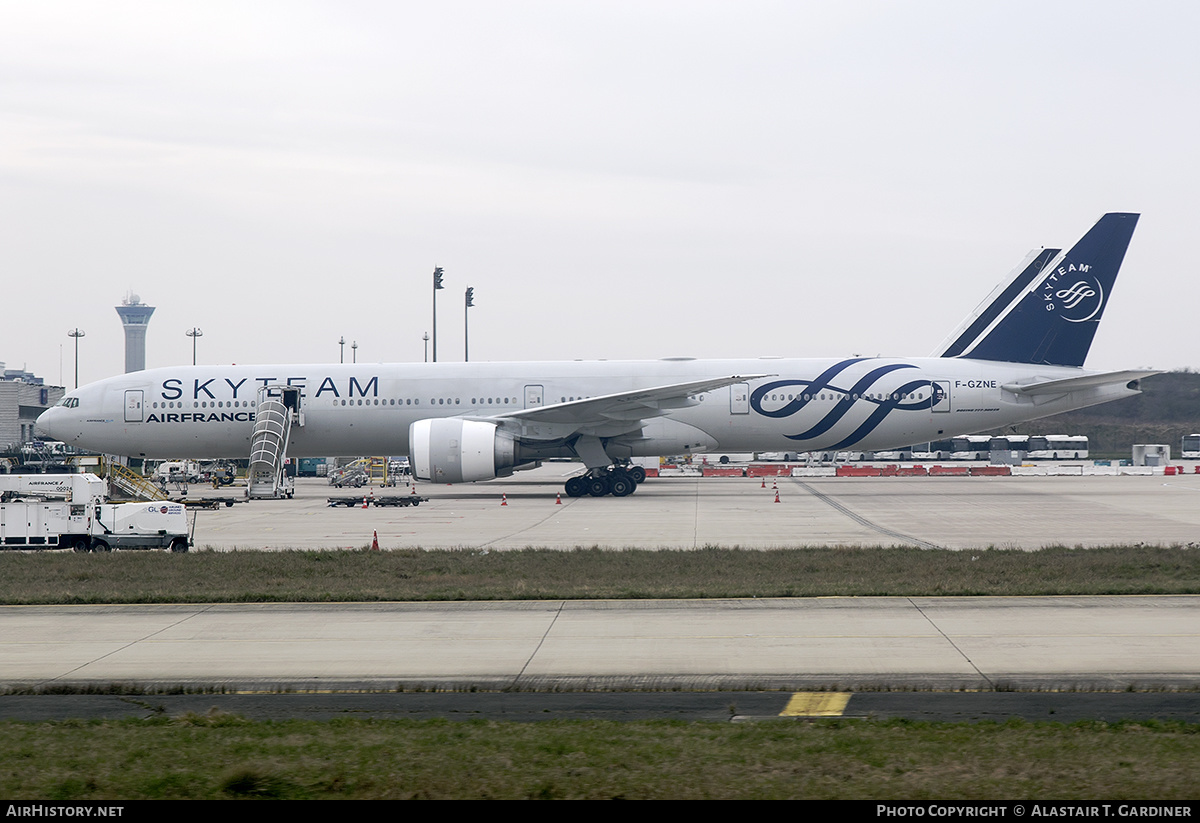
0, 473, 189, 552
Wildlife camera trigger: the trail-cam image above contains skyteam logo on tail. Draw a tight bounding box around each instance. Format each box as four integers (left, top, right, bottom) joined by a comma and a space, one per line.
1055, 280, 1096, 309
1042, 264, 1104, 323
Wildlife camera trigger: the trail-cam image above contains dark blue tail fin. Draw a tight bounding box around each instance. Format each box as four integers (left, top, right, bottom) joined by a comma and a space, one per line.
940, 213, 1139, 367
936, 247, 1061, 359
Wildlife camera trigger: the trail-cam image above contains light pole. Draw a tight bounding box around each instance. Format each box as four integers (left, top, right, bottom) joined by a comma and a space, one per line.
464, 287, 474, 362
352, 340, 358, 364
185, 327, 202, 366
432, 266, 444, 362
422, 332, 430, 363
339, 336, 345, 364
67, 328, 85, 388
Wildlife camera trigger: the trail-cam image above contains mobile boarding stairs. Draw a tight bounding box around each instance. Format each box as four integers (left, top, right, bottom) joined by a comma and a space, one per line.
247, 385, 302, 500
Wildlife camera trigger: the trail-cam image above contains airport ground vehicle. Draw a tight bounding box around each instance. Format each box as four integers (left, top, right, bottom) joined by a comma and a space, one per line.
699, 452, 757, 464
870, 447, 913, 461
0, 473, 189, 552
987, 435, 1029, 452
911, 440, 956, 461
327, 494, 425, 507
949, 435, 993, 460
891, 434, 1083, 462
153, 460, 202, 483
1181, 434, 1200, 459
1026, 435, 1089, 460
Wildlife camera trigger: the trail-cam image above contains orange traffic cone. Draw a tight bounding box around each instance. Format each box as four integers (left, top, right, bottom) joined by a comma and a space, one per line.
501, 494, 508, 506
774, 490, 780, 503
555, 493, 562, 505
761, 478, 766, 488
361, 495, 368, 509
371, 530, 379, 551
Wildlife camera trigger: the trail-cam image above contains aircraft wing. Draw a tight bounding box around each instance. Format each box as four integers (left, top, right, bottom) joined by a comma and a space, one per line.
1001, 369, 1160, 396
476, 374, 772, 440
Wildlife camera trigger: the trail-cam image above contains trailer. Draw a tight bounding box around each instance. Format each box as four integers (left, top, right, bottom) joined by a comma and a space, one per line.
178, 497, 238, 510
0, 473, 190, 552
327, 495, 425, 508
373, 495, 425, 507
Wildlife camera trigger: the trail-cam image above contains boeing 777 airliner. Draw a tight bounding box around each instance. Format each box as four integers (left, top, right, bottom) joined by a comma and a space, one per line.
38, 213, 1153, 498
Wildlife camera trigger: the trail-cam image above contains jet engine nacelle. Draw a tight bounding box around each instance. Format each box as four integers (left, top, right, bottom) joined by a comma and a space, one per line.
408, 418, 517, 484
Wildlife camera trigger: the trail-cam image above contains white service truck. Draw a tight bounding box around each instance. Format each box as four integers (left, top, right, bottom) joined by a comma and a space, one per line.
0, 473, 190, 553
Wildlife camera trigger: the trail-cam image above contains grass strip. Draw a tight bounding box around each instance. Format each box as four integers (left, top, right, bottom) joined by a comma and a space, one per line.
0, 545, 1198, 605
2, 715, 1198, 799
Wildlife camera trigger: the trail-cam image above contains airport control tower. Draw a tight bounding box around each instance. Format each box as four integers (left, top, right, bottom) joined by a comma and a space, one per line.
115, 292, 155, 373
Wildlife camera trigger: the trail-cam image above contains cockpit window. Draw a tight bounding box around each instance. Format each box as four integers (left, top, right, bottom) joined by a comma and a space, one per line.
57, 397, 80, 408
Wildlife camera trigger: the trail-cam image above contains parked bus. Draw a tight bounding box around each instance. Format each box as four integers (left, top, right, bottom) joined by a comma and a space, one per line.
1182, 434, 1200, 459
911, 440, 955, 460
1026, 435, 1089, 460
872, 445, 915, 461
987, 435, 1029, 452
949, 435, 992, 460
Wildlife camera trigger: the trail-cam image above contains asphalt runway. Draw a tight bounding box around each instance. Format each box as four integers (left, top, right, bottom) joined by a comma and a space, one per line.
182, 466, 1200, 550
5, 691, 1200, 724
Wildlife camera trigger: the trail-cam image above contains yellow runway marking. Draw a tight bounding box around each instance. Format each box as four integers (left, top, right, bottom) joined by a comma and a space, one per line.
780, 692, 852, 717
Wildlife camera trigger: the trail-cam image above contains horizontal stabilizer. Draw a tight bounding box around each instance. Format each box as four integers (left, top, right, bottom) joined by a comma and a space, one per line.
1001, 369, 1159, 396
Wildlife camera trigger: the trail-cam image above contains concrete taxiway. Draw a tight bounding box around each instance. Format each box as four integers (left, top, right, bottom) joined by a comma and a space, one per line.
4, 596, 1198, 693
181, 465, 1200, 550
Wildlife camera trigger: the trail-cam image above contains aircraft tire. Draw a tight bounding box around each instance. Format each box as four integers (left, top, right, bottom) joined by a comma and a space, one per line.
628, 466, 646, 484
586, 475, 611, 497
565, 476, 587, 498
609, 474, 635, 497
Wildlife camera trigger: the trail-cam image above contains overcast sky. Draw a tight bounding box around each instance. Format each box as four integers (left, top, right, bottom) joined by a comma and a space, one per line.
2, 1, 1196, 387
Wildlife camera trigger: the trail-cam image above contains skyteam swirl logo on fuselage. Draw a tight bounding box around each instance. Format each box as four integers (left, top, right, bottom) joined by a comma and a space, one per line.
749, 358, 942, 450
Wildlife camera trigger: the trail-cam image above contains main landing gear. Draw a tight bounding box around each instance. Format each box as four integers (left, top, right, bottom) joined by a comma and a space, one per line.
563, 464, 647, 498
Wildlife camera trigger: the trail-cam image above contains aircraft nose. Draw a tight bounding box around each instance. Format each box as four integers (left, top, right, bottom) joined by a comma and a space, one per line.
35, 407, 59, 440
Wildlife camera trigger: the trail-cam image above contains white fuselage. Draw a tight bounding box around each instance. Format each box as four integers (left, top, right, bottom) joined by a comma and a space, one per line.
37, 357, 1138, 460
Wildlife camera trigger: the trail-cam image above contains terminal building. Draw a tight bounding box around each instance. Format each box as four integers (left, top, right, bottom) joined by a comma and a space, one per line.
0, 363, 64, 450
